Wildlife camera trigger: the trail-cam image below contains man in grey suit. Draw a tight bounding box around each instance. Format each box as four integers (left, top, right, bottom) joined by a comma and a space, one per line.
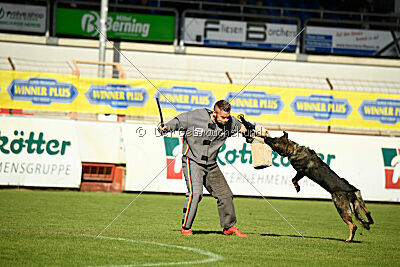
158, 100, 248, 237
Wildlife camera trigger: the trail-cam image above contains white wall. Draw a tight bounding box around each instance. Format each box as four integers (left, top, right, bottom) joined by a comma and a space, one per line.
1, 115, 399, 201
124, 123, 400, 202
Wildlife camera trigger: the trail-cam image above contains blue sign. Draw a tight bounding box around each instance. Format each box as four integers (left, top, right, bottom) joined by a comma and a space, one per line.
85, 84, 148, 109
224, 90, 283, 116
305, 34, 332, 53
7, 77, 78, 105
358, 98, 400, 125
291, 94, 352, 120
305, 30, 380, 56
155, 86, 215, 112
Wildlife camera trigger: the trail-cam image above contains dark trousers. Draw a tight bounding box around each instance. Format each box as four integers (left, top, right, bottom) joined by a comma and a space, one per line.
181, 156, 237, 229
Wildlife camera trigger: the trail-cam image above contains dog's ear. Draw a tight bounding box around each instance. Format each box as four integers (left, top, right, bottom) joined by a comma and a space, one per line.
283, 131, 288, 139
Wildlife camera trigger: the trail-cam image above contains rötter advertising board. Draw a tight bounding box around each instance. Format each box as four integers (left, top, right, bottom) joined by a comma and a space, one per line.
0, 117, 81, 188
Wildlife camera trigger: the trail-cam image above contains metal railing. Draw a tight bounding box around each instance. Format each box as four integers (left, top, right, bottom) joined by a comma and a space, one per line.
152, 0, 400, 29
72, 60, 126, 79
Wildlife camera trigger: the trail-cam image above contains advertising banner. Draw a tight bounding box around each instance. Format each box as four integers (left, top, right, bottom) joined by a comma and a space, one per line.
55, 8, 175, 42
184, 17, 297, 50
0, 117, 81, 188
1, 70, 399, 131
0, 3, 46, 33
306, 26, 400, 57
124, 124, 400, 202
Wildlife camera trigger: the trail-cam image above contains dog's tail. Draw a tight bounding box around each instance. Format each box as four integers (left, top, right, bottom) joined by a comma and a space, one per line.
352, 190, 374, 229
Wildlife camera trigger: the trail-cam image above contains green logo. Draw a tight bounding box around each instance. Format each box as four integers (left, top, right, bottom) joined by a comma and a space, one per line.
217, 143, 335, 167
164, 137, 180, 157
81, 11, 99, 37
218, 143, 253, 166
0, 130, 71, 156
163, 136, 183, 179
381, 148, 400, 189
79, 11, 152, 38
56, 8, 174, 42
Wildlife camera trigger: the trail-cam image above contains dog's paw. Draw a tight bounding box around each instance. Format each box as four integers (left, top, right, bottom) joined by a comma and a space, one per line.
294, 184, 300, 192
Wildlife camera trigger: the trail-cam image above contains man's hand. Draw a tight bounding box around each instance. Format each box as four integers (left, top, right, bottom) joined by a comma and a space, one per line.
239, 124, 247, 134
255, 125, 269, 138
237, 114, 255, 139
239, 123, 255, 143
158, 125, 167, 134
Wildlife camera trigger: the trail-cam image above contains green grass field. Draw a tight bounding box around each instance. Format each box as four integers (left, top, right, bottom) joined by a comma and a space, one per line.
0, 189, 399, 266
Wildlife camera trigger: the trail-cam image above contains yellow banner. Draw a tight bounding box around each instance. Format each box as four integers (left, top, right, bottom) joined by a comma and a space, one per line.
1, 70, 399, 130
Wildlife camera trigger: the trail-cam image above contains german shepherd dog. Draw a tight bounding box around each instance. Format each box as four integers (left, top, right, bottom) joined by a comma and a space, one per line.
263, 131, 374, 242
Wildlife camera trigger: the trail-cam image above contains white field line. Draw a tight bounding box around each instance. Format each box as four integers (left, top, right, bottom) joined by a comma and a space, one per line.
0, 229, 224, 266
83, 234, 224, 266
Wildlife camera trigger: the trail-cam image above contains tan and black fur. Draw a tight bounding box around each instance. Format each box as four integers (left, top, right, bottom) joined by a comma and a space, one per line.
264, 131, 374, 242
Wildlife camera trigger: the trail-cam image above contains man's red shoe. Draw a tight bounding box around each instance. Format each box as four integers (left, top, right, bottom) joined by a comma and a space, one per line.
223, 226, 248, 237
181, 227, 193, 236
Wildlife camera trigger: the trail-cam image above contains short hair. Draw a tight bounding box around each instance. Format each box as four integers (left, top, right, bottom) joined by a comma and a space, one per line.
214, 100, 231, 112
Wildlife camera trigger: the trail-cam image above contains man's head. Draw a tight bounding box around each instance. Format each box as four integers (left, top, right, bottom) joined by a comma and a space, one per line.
213, 100, 231, 126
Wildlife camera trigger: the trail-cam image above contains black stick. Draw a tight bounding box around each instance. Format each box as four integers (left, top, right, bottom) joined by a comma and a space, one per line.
156, 97, 164, 127
237, 114, 256, 143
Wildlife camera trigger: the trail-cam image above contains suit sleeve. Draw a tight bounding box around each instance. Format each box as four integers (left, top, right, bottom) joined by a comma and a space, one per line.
230, 116, 242, 134
165, 111, 189, 132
